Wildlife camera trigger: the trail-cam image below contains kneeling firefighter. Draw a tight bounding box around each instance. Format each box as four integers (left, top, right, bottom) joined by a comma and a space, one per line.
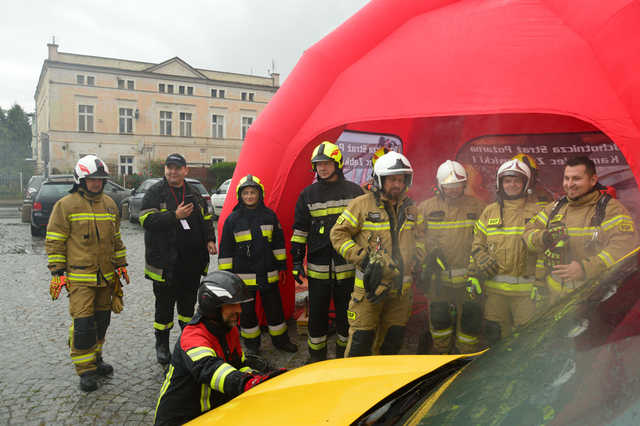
154, 271, 286, 425
330, 151, 420, 356
46, 155, 129, 392
417, 160, 486, 354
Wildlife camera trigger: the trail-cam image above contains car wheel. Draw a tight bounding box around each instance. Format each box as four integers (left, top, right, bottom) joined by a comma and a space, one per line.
30, 224, 41, 237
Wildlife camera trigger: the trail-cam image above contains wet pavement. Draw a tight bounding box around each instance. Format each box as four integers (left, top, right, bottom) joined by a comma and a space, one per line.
0, 212, 421, 425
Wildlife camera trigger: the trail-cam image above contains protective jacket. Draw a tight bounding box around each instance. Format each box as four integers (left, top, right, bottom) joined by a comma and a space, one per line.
471, 197, 541, 296
46, 187, 126, 285
218, 202, 287, 288
140, 178, 215, 282
291, 178, 363, 280
523, 189, 639, 292
417, 194, 486, 288
331, 191, 419, 294
154, 313, 252, 425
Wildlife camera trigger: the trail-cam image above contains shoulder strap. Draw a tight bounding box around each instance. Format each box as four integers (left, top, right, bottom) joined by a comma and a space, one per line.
546, 196, 568, 228
590, 193, 612, 227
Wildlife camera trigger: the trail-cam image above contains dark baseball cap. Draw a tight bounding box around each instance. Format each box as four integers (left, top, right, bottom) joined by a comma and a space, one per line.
165, 153, 187, 167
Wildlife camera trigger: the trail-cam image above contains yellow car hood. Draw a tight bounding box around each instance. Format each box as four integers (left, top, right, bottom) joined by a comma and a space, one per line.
188, 354, 467, 425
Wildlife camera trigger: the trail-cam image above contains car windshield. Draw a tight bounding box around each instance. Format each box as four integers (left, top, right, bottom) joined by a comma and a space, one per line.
403, 260, 640, 425
39, 182, 74, 197
219, 180, 230, 193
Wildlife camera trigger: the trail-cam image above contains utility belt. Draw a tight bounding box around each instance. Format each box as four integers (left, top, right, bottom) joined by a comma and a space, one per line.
485, 274, 534, 294
307, 262, 355, 281
354, 269, 412, 296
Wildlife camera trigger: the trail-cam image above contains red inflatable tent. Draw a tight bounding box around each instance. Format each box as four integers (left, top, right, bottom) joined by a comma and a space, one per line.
219, 0, 640, 319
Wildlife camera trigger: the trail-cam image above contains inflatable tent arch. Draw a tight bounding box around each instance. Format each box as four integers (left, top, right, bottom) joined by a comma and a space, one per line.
219, 0, 640, 319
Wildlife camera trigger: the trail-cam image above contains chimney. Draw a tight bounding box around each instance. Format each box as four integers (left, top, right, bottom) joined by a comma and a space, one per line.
271, 72, 280, 87
47, 42, 59, 60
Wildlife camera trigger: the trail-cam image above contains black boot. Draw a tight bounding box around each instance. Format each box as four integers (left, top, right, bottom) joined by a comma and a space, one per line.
243, 335, 261, 356
306, 346, 327, 364
79, 371, 98, 392
273, 333, 298, 353
335, 343, 346, 359
155, 330, 171, 364
96, 355, 114, 376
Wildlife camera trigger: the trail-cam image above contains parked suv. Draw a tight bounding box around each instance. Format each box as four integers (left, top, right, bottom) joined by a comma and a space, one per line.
128, 177, 213, 224
211, 178, 232, 218
30, 175, 131, 236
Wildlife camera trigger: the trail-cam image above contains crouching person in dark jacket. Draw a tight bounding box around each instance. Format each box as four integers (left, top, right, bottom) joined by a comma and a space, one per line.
154, 271, 286, 425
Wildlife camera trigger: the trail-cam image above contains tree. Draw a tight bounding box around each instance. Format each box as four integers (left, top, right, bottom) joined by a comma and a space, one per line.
209, 162, 236, 188
0, 104, 32, 173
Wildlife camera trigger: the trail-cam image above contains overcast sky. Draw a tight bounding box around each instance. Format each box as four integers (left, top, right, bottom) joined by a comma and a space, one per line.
0, 0, 370, 112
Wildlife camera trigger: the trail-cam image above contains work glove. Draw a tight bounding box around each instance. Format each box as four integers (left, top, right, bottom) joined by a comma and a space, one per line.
543, 222, 568, 248
292, 261, 306, 284
544, 240, 566, 269
466, 277, 482, 300
470, 248, 499, 280
115, 266, 130, 284
112, 278, 124, 314
243, 368, 288, 392
49, 272, 69, 301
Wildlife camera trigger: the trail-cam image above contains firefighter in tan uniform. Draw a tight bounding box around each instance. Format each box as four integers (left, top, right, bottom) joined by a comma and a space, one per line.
330, 152, 419, 356
467, 159, 539, 345
46, 155, 129, 392
523, 156, 640, 304
417, 160, 486, 354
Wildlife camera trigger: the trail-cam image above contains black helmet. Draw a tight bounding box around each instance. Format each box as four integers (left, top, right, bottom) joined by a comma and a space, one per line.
197, 271, 253, 319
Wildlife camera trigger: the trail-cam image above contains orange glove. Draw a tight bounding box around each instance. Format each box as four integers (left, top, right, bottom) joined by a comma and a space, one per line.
116, 266, 130, 284
49, 273, 69, 301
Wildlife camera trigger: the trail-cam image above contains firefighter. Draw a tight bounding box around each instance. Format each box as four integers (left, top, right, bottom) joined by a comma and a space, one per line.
154, 271, 286, 425
218, 175, 297, 354
467, 158, 540, 345
291, 141, 363, 362
330, 151, 419, 356
46, 155, 129, 392
140, 153, 217, 365
523, 156, 640, 304
417, 160, 486, 354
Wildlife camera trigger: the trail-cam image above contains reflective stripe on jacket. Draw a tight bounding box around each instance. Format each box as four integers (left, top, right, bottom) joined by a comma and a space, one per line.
45, 188, 126, 286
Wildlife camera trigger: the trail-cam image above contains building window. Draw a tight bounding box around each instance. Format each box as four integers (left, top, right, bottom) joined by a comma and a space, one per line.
179, 85, 185, 95
87, 76, 95, 86
211, 114, 224, 138
77, 75, 85, 84
127, 80, 134, 90
78, 105, 94, 132
241, 92, 247, 101
241, 117, 253, 140
187, 86, 194, 96
167, 84, 174, 94
219, 89, 225, 98
211, 89, 217, 98
160, 111, 172, 136
119, 108, 133, 134
211, 157, 224, 164
249, 93, 255, 102
119, 155, 134, 175
159, 83, 165, 93
179, 112, 192, 137
118, 78, 125, 89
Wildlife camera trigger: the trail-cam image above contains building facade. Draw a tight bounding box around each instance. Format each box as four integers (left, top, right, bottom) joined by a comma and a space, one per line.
33, 43, 279, 176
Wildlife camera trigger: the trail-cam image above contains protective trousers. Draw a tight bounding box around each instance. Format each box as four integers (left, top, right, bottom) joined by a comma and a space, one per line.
240, 286, 288, 350
68, 285, 113, 375
307, 277, 353, 360
153, 263, 202, 333
428, 286, 483, 354
484, 292, 536, 344
345, 286, 413, 357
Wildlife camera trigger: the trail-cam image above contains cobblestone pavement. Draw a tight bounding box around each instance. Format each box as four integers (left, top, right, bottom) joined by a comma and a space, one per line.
0, 213, 422, 425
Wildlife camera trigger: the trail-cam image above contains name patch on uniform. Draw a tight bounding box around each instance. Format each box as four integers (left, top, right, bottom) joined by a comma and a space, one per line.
488, 218, 500, 225
428, 211, 445, 220
467, 213, 478, 220
336, 216, 345, 225
367, 212, 382, 221
620, 223, 634, 232
347, 310, 357, 320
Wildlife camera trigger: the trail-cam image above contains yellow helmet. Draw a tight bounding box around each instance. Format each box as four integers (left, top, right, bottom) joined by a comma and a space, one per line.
236, 175, 265, 198
512, 153, 538, 171
311, 141, 343, 169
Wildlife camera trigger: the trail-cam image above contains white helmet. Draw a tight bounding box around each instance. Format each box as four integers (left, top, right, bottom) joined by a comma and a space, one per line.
73, 155, 110, 184
436, 160, 467, 189
372, 151, 413, 189
496, 159, 531, 193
